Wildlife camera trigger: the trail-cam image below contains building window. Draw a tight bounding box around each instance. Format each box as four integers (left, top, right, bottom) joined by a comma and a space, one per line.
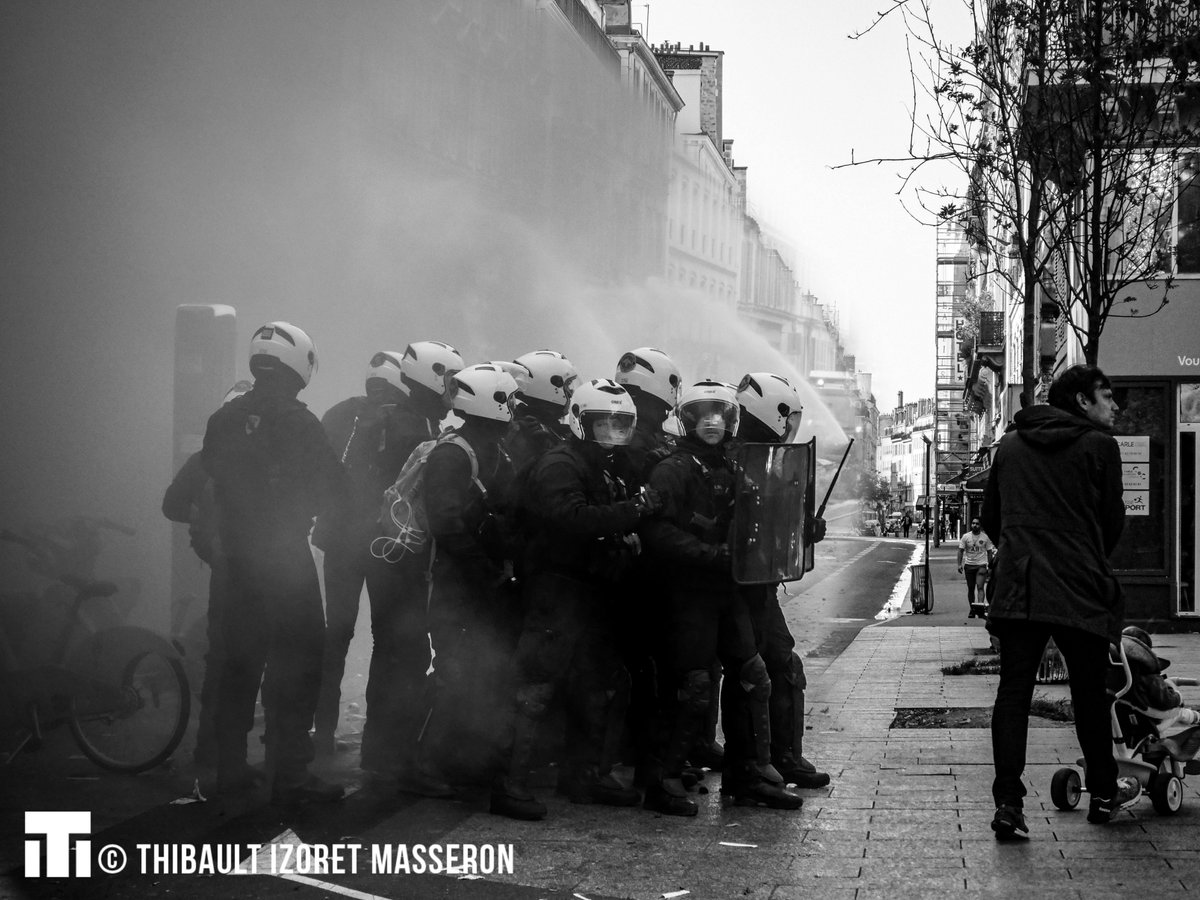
1176, 152, 1200, 274
1136, 150, 1200, 276
1109, 380, 1168, 573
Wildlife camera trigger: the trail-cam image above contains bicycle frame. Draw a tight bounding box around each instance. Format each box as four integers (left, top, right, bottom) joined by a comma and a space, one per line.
1, 525, 190, 772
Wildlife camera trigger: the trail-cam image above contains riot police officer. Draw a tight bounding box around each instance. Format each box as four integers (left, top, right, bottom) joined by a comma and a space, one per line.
730, 372, 831, 791
312, 341, 463, 797
491, 379, 661, 820
202, 321, 347, 804
504, 349, 577, 508
421, 364, 520, 785
640, 381, 801, 813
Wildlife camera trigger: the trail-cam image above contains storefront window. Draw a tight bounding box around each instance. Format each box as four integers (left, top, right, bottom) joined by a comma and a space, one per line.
1110, 382, 1168, 572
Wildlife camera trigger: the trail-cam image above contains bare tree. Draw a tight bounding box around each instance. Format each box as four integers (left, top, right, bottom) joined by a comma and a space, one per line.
841, 0, 1200, 403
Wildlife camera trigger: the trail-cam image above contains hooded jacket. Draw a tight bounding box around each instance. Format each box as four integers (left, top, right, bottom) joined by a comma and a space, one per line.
980, 404, 1126, 641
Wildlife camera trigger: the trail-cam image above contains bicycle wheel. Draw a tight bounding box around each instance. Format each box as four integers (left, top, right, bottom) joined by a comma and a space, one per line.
70, 648, 190, 773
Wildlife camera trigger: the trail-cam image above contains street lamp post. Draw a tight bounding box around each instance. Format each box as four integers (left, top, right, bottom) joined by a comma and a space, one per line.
921, 435, 933, 613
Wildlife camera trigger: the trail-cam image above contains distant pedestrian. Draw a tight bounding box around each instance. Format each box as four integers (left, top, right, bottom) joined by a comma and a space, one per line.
956, 519, 994, 617
982, 364, 1139, 839
900, 512, 912, 538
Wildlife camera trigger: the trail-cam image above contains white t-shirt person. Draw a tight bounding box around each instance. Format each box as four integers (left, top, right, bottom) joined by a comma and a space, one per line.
958, 523, 995, 568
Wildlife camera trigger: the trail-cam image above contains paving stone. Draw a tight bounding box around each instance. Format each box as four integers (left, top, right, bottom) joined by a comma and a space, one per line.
464, 624, 1200, 899
769, 883, 860, 900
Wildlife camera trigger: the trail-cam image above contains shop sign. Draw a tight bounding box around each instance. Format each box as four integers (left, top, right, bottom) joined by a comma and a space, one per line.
1117, 436, 1149, 517
1122, 462, 1149, 490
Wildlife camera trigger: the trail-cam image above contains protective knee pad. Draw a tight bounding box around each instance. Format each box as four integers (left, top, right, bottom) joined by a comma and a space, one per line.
739, 654, 772, 704
677, 669, 712, 716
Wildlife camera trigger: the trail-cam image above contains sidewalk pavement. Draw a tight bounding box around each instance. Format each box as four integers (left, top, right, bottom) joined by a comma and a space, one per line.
430, 541, 1200, 900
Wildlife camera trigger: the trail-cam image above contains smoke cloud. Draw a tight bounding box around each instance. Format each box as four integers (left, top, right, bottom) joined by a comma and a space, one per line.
0, 1, 844, 627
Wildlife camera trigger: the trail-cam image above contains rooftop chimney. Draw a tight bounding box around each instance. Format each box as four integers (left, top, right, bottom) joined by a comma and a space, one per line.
599, 0, 632, 35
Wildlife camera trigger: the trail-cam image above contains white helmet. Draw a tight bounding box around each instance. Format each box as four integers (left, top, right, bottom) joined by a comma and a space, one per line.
399, 340, 465, 399
365, 350, 406, 394
736, 372, 803, 441
677, 379, 740, 441
568, 378, 637, 446
249, 321, 317, 386
448, 364, 520, 423
488, 360, 533, 393
614, 347, 682, 408
515, 349, 578, 412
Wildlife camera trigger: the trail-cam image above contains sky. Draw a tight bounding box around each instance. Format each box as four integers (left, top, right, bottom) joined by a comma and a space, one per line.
644, 0, 969, 411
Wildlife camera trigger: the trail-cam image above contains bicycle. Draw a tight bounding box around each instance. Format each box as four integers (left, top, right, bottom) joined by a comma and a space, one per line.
0, 518, 190, 773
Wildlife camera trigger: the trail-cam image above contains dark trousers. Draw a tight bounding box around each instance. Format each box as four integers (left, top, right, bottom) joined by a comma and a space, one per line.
657, 586, 757, 775
964, 565, 987, 605
194, 558, 231, 764
217, 543, 324, 782
315, 545, 365, 742
318, 545, 430, 772
991, 620, 1118, 808
724, 587, 807, 768
424, 561, 521, 780
509, 571, 627, 775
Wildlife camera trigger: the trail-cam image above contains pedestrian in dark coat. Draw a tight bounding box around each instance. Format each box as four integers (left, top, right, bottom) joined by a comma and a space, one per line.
982, 364, 1137, 839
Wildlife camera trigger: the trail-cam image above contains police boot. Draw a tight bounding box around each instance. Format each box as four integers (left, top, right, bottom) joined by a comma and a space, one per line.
643, 772, 698, 817
490, 775, 547, 821
723, 761, 803, 810
643, 725, 699, 816
561, 763, 640, 807
690, 662, 724, 770
775, 754, 831, 790
642, 731, 700, 816
489, 707, 547, 821
769, 657, 830, 789
394, 742, 457, 799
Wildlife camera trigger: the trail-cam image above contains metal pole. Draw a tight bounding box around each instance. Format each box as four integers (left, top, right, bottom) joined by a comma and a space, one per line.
922, 435, 932, 612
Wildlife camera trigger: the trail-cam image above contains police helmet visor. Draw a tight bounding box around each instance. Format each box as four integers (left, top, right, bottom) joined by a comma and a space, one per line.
587, 411, 636, 447
679, 399, 739, 439
783, 410, 804, 443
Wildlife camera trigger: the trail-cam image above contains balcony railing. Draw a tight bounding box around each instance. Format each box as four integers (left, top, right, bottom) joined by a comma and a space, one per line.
1078, 0, 1200, 43
979, 310, 1005, 348
1060, 1, 1200, 61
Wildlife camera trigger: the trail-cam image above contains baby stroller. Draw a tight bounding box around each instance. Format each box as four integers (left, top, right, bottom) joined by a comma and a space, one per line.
1050, 638, 1200, 816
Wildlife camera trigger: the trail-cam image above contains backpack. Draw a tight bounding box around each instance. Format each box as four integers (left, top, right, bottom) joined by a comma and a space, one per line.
370, 432, 484, 563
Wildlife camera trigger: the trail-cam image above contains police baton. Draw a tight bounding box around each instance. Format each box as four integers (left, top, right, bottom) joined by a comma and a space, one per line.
816, 437, 854, 520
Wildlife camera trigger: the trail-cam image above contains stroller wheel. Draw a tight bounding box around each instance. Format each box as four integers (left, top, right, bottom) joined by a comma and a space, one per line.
1050, 768, 1082, 810
1149, 774, 1183, 815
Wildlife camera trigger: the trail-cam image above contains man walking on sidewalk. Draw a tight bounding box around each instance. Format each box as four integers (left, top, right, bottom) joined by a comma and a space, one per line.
957, 519, 994, 617
981, 364, 1138, 839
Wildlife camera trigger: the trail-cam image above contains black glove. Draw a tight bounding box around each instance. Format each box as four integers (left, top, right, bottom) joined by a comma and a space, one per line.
804, 516, 827, 545
633, 486, 665, 517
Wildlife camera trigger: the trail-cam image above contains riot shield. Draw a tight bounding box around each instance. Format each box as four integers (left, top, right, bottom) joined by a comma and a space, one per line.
731, 439, 816, 584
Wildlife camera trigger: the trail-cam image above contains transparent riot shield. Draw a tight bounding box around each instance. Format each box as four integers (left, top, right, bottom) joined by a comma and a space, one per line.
731, 439, 816, 584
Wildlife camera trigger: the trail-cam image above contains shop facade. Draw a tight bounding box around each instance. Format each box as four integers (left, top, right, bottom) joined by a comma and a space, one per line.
1102, 287, 1200, 628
